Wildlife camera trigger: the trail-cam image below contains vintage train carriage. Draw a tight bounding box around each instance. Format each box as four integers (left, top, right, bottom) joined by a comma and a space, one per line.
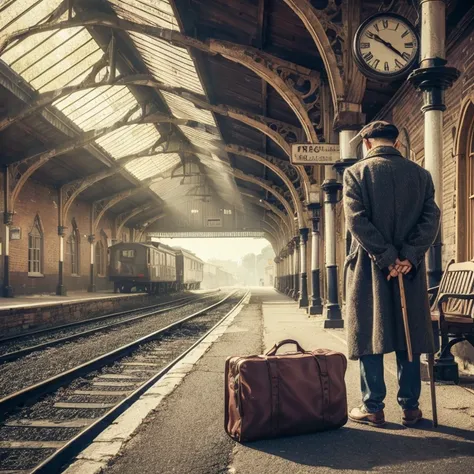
175, 249, 204, 290
109, 242, 177, 294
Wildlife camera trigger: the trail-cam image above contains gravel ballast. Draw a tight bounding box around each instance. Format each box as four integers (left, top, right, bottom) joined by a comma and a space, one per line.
0, 292, 231, 399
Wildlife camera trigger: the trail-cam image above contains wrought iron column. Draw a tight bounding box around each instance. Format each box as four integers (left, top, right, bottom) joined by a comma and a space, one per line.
56, 226, 67, 296
56, 189, 67, 296
321, 179, 343, 327
286, 244, 292, 296
334, 129, 359, 257
293, 235, 300, 301
308, 203, 323, 315
298, 227, 309, 308
88, 234, 96, 292
408, 0, 459, 288
2, 167, 13, 298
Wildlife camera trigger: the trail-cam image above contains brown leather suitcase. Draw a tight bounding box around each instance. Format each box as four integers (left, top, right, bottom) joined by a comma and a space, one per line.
225, 339, 348, 442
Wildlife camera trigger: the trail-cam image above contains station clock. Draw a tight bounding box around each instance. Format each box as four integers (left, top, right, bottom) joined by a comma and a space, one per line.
353, 13, 420, 81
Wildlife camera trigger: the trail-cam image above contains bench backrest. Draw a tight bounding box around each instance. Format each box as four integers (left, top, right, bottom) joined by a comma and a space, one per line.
436, 260, 474, 319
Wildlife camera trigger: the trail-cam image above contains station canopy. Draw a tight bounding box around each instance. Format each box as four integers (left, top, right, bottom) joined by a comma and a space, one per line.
2, 0, 450, 237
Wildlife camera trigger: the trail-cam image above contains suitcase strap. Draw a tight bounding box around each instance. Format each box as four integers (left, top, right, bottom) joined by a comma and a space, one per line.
266, 359, 279, 436
313, 354, 330, 429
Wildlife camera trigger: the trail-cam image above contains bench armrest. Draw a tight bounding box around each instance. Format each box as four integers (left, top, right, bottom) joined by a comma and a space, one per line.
437, 293, 474, 325
428, 286, 439, 294
437, 293, 474, 304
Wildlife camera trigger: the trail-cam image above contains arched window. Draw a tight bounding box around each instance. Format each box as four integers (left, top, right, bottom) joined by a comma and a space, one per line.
95, 240, 105, 277
28, 215, 43, 275
67, 219, 80, 275
454, 99, 474, 261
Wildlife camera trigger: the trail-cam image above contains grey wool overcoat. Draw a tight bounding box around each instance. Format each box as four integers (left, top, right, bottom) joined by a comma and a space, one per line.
343, 146, 441, 360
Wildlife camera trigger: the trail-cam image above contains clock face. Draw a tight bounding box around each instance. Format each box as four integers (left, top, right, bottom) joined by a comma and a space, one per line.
354, 13, 419, 80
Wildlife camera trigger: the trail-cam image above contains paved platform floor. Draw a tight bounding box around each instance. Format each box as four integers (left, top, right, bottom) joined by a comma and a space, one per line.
0, 290, 146, 310
102, 288, 474, 474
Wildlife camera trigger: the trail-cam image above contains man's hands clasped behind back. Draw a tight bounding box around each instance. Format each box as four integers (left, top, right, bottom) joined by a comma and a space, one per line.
387, 258, 413, 281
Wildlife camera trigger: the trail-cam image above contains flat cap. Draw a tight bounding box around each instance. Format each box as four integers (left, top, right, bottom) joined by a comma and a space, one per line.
350, 121, 399, 144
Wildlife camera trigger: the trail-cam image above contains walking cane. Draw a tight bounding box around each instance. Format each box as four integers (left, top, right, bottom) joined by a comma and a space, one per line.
398, 273, 438, 427
398, 273, 413, 362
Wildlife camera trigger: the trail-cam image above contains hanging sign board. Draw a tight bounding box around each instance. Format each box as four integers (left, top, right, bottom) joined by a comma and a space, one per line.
291, 144, 340, 165
10, 227, 21, 240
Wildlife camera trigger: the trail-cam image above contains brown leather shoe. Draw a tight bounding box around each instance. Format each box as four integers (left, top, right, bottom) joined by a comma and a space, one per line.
349, 406, 386, 427
402, 409, 423, 426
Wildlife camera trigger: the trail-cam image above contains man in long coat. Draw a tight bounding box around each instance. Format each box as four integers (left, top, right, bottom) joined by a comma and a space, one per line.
343, 121, 440, 427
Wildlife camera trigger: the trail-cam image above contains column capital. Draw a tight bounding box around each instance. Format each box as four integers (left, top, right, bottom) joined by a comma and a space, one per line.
333, 159, 357, 177
321, 181, 342, 204
58, 225, 67, 236
333, 110, 366, 133
3, 212, 13, 226
307, 202, 322, 212
88, 234, 95, 244
408, 62, 460, 112
299, 227, 309, 243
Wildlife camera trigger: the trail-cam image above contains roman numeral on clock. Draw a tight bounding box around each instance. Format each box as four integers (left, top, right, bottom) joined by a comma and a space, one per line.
374, 23, 380, 32
382, 20, 389, 29
363, 52, 374, 62
384, 62, 390, 71
405, 42, 414, 48
401, 30, 410, 38
395, 59, 404, 69
372, 59, 380, 69
360, 42, 370, 49
402, 52, 411, 61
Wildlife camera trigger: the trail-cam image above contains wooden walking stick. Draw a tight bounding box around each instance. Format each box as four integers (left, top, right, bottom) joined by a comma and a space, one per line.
427, 352, 438, 427
398, 273, 413, 362
398, 273, 438, 427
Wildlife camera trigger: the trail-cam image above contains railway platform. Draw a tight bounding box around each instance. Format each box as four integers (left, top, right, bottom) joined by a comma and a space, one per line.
0, 291, 176, 338
66, 288, 474, 474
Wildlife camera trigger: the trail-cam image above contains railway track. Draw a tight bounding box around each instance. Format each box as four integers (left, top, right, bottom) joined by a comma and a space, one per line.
0, 291, 220, 363
0, 289, 248, 473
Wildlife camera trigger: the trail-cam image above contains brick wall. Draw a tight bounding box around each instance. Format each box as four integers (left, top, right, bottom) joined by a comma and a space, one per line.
1, 177, 132, 296
376, 24, 474, 268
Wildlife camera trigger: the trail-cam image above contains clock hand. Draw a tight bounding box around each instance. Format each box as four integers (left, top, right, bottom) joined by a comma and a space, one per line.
370, 33, 405, 59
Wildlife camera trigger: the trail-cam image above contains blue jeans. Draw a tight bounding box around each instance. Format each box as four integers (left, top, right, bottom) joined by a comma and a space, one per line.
360, 351, 421, 413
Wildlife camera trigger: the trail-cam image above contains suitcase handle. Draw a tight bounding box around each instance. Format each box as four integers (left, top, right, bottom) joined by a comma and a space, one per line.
266, 339, 306, 356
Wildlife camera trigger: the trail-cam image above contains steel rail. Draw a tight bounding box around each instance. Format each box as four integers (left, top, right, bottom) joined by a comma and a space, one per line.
0, 290, 218, 345
30, 289, 248, 474
0, 292, 220, 364
0, 289, 239, 419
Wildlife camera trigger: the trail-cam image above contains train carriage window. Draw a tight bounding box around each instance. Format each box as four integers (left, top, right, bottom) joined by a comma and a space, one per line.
121, 250, 135, 259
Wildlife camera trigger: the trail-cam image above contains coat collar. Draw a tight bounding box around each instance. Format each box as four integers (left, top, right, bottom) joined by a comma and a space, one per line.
364, 146, 403, 160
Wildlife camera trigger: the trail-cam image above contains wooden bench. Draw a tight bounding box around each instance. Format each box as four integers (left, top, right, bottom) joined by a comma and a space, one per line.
430, 260, 474, 383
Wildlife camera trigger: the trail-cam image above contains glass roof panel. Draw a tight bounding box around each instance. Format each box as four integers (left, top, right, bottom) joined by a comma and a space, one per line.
96, 124, 161, 159
125, 153, 181, 181
161, 92, 216, 127
0, 0, 235, 202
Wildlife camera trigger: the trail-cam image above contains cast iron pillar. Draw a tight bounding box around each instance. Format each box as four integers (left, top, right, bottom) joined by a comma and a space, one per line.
298, 227, 309, 308
308, 203, 323, 315
334, 129, 359, 259
293, 235, 300, 301
56, 225, 67, 296
88, 234, 96, 293
408, 0, 459, 288
2, 167, 13, 298
321, 179, 343, 327
2, 214, 14, 298
287, 244, 294, 296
